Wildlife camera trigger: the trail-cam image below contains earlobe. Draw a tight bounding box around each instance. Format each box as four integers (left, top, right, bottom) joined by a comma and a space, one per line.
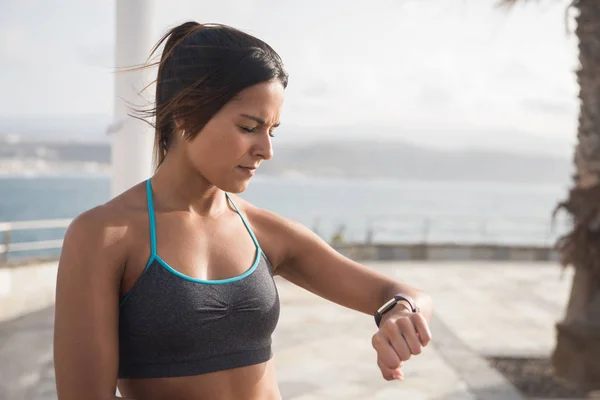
174, 119, 185, 136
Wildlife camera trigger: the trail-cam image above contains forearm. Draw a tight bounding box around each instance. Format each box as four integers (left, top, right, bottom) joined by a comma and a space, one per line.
57, 395, 134, 400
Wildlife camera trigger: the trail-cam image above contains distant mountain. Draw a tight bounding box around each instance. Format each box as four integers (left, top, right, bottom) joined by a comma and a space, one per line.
0, 117, 575, 158
0, 134, 572, 184
260, 140, 572, 184
276, 125, 575, 159
0, 115, 111, 142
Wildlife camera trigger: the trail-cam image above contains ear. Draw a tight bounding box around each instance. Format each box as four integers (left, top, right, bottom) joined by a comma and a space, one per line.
174, 118, 184, 133
173, 119, 187, 140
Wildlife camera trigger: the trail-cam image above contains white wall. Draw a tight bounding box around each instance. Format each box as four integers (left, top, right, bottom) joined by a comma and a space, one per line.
0, 262, 58, 323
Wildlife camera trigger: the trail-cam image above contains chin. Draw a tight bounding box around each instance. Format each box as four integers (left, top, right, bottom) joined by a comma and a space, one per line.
222, 179, 250, 194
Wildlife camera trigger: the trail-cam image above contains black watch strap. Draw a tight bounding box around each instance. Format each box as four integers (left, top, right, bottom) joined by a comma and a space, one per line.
374, 294, 419, 327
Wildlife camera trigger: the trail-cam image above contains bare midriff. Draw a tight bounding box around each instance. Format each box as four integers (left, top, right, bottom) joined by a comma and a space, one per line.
118, 360, 281, 400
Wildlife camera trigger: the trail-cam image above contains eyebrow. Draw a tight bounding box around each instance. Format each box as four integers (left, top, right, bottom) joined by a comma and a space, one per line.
240, 114, 281, 128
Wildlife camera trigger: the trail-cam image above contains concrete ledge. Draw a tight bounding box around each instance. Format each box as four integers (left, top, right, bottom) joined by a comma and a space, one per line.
334, 243, 559, 262
0, 243, 558, 322
0, 262, 58, 323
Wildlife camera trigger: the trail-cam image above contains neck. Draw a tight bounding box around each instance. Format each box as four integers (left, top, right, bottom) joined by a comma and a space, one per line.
150, 151, 227, 217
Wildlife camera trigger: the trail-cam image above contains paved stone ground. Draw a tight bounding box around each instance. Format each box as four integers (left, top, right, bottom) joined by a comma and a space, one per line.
0, 261, 580, 399
0, 307, 55, 400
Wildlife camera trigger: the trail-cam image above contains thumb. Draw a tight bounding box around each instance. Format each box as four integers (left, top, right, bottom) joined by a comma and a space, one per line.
392, 368, 404, 380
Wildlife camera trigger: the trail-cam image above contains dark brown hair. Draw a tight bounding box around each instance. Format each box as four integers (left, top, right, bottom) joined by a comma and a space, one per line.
137, 22, 288, 169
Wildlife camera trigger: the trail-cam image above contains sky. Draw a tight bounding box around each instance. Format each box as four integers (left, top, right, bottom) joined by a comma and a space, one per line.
0, 0, 579, 154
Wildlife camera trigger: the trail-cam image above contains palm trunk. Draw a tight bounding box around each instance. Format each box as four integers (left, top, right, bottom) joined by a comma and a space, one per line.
552, 0, 600, 391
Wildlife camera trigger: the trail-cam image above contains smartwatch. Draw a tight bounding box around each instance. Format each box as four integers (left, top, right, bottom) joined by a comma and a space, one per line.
374, 294, 419, 327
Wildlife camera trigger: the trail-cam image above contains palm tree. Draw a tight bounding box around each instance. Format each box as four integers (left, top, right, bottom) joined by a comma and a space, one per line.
500, 0, 600, 391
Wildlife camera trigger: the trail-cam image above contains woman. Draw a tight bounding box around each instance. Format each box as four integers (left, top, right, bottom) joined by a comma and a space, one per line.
53, 22, 433, 400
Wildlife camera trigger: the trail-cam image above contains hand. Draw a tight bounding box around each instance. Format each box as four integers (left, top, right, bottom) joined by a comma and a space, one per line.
371, 306, 432, 381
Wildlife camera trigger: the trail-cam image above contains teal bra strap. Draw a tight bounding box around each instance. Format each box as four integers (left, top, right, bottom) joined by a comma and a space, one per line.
225, 193, 260, 249
145, 179, 158, 257
145, 184, 257, 255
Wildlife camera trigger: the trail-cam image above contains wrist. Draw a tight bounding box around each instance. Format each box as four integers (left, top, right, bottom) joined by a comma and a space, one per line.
374, 293, 419, 327
396, 300, 413, 312
378, 300, 412, 326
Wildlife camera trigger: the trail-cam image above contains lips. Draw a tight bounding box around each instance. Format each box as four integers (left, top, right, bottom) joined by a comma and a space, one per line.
237, 165, 257, 176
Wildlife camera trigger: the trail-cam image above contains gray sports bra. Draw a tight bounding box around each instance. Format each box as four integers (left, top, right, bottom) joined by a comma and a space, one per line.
118, 179, 280, 378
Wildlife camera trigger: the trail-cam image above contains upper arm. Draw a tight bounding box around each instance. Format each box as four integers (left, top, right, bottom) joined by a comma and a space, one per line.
247, 206, 405, 316
273, 218, 392, 315
54, 208, 127, 400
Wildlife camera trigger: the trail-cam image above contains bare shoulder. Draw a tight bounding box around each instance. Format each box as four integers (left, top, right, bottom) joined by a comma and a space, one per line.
60, 182, 147, 276
67, 203, 125, 245
54, 183, 147, 399
227, 194, 313, 269
231, 195, 294, 228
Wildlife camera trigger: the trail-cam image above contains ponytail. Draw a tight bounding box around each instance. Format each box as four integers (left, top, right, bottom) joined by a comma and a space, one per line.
130, 21, 288, 171
151, 22, 204, 169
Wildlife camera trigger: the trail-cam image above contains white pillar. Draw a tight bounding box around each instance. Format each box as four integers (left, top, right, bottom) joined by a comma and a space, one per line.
111, 0, 155, 197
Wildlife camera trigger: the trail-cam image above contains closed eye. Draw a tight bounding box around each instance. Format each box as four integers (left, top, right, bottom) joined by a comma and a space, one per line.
240, 126, 276, 138
240, 126, 257, 133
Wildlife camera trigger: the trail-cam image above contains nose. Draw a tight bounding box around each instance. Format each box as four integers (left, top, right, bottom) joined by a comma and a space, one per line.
254, 132, 274, 161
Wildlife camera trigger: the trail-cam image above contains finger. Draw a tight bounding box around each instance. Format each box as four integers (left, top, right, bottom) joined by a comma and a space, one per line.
397, 318, 423, 356
377, 356, 395, 380
377, 356, 404, 381
383, 322, 412, 362
372, 333, 402, 370
411, 313, 432, 346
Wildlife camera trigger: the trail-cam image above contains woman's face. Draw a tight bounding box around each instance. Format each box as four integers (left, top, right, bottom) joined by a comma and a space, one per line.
182, 80, 284, 193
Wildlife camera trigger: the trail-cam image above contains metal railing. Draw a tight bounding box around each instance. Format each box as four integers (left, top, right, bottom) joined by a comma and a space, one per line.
0, 219, 72, 264
0, 214, 573, 264
312, 213, 572, 247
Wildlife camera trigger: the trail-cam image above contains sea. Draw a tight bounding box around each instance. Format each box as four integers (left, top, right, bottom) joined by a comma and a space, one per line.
0, 172, 572, 260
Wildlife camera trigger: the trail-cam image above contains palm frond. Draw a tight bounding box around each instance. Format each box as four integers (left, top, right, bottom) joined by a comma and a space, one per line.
495, 0, 526, 11
496, 0, 577, 34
